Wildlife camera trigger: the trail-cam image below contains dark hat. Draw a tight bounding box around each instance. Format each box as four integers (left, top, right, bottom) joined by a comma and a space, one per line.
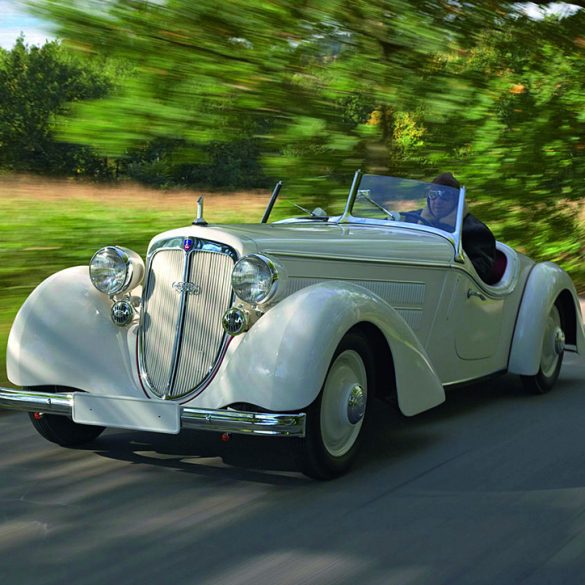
431, 172, 460, 189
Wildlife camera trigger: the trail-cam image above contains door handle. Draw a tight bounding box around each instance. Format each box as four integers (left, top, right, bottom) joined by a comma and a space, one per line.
467, 289, 487, 301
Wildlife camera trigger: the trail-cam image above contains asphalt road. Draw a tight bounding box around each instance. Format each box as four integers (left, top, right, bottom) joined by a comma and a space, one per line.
1, 354, 585, 585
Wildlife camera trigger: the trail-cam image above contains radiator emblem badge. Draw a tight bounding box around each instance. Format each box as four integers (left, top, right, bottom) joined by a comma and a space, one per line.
172, 281, 201, 295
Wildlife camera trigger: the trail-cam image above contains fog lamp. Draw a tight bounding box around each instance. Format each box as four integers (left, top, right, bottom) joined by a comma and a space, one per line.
222, 307, 250, 336
111, 300, 134, 327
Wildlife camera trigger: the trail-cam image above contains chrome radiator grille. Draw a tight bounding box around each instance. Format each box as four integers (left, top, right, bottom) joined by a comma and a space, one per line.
139, 237, 236, 399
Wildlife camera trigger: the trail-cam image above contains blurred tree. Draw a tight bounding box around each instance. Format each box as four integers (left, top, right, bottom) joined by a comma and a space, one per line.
25, 0, 585, 285
409, 11, 585, 280
28, 0, 514, 194
0, 37, 120, 176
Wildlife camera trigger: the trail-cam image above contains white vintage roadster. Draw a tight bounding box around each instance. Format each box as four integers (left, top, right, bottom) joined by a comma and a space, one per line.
1, 172, 584, 479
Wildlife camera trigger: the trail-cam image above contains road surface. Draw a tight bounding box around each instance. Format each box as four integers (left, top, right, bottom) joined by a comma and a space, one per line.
1, 354, 585, 585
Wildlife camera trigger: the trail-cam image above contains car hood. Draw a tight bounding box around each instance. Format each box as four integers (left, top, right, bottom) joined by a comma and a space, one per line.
150, 222, 456, 265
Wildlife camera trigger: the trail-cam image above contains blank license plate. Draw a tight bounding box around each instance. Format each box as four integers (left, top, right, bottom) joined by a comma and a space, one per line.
73, 394, 180, 434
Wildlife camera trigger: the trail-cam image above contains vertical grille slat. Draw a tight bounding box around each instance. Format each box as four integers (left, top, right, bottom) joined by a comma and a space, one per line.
172, 252, 235, 398
140, 239, 236, 399
142, 251, 184, 391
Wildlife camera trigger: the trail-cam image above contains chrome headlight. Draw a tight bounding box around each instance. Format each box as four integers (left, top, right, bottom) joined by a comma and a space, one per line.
89, 246, 144, 296
231, 254, 278, 304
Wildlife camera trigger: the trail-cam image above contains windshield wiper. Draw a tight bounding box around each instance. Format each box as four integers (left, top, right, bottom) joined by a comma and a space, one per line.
357, 190, 398, 220
261, 181, 328, 222
286, 200, 328, 220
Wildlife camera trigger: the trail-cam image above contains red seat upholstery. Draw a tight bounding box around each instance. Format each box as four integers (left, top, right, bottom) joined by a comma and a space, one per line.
485, 250, 507, 285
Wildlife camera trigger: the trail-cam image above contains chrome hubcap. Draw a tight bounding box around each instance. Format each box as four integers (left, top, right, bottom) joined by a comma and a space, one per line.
541, 305, 563, 378
554, 328, 565, 356
347, 384, 366, 424
321, 350, 368, 458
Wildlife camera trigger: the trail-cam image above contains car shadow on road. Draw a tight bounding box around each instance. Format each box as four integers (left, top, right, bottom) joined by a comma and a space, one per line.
357, 364, 581, 472
78, 366, 578, 484
83, 426, 311, 485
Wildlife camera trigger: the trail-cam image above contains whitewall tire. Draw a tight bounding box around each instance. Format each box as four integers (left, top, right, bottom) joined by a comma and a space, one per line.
300, 331, 374, 480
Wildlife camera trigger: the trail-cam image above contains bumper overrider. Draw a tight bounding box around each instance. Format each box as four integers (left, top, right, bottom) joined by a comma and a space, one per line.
0, 387, 306, 438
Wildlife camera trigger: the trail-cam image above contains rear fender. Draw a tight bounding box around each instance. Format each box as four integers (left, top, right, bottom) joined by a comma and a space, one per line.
508, 262, 585, 375
216, 282, 445, 415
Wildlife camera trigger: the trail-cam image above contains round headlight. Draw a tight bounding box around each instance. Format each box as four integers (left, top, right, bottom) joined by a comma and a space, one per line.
231, 254, 278, 304
89, 246, 144, 296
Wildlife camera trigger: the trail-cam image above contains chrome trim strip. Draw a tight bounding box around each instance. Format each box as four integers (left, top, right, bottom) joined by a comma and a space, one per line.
264, 250, 452, 269
454, 186, 466, 263
164, 249, 191, 399
148, 237, 184, 259
139, 236, 238, 401
138, 248, 182, 395
443, 369, 507, 388
147, 237, 238, 263
181, 407, 306, 437
0, 388, 306, 438
338, 169, 363, 224
0, 388, 73, 414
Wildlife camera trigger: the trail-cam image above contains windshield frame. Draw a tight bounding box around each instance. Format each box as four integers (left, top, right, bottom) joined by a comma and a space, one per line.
268, 170, 467, 263
337, 170, 465, 262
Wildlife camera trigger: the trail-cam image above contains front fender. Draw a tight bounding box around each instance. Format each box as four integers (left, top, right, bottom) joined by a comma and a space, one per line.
508, 262, 585, 375
7, 266, 143, 396
215, 282, 445, 416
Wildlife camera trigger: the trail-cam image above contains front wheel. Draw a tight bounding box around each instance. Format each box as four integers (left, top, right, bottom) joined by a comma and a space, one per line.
300, 331, 374, 480
521, 303, 565, 394
27, 387, 105, 446
29, 412, 105, 446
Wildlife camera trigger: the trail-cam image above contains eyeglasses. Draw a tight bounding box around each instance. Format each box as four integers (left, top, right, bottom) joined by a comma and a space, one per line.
427, 189, 457, 201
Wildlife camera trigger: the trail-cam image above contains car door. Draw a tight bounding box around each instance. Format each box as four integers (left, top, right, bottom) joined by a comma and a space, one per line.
451, 271, 505, 360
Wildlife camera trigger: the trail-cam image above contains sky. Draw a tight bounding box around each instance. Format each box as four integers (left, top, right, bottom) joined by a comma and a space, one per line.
0, 0, 53, 49
0, 0, 582, 50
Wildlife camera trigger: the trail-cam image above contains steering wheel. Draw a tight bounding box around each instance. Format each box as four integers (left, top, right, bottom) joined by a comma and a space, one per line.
400, 211, 433, 227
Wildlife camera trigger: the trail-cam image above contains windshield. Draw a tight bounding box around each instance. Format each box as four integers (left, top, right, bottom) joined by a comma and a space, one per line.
348, 174, 463, 234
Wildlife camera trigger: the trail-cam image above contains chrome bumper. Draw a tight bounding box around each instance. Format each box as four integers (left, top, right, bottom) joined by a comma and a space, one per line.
0, 387, 306, 438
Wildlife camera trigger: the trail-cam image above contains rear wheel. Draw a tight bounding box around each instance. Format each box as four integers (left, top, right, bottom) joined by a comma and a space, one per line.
521, 303, 565, 394
300, 331, 373, 480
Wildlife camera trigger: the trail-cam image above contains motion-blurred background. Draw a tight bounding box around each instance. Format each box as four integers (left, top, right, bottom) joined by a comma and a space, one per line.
1, 0, 584, 386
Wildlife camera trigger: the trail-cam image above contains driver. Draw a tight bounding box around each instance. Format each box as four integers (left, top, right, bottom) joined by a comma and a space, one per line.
408, 172, 496, 282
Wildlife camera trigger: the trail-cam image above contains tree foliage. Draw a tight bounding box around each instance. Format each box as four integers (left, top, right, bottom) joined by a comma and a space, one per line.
28, 1, 507, 189
5, 1, 585, 285
426, 13, 585, 274
0, 37, 118, 175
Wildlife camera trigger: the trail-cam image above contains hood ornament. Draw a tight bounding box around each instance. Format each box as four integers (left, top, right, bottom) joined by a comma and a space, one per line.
192, 195, 208, 226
